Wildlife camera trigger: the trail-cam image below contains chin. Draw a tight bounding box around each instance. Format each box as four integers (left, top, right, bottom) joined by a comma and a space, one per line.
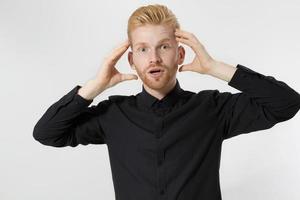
143, 73, 173, 90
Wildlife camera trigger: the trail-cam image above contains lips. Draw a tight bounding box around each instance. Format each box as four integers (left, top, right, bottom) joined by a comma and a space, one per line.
148, 67, 164, 74
148, 67, 165, 78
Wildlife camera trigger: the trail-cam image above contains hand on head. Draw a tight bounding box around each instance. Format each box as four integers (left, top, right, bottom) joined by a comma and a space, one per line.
95, 39, 139, 90
174, 29, 216, 74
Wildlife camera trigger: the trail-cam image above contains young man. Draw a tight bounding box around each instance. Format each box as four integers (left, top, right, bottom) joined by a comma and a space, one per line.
33, 4, 300, 200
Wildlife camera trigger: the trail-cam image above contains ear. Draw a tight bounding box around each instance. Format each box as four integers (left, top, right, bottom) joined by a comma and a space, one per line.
128, 51, 135, 70
177, 45, 185, 65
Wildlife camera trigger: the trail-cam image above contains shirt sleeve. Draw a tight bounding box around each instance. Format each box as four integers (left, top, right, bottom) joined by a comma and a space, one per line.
215, 64, 300, 140
33, 85, 110, 147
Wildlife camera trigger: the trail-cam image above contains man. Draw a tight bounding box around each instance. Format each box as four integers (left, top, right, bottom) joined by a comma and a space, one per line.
33, 4, 300, 200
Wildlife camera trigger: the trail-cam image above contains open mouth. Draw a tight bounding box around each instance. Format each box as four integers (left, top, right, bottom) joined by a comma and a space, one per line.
148, 69, 164, 78
149, 69, 163, 74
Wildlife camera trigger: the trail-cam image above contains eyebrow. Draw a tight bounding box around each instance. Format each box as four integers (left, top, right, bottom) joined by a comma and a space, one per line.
133, 38, 171, 47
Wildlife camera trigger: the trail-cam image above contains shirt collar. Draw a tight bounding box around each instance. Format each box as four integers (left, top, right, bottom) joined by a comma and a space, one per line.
136, 78, 184, 109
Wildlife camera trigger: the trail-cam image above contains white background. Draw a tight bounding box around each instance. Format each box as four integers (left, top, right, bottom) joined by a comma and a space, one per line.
1, 0, 299, 199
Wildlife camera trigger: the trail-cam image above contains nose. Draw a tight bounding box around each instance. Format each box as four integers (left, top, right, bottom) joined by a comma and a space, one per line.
149, 49, 162, 64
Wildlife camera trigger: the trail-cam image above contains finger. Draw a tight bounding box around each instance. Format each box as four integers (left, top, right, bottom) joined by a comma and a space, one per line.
112, 40, 130, 56
178, 64, 193, 72
175, 36, 193, 47
176, 36, 204, 56
121, 73, 139, 81
174, 29, 191, 40
175, 29, 201, 47
108, 40, 130, 63
175, 28, 191, 36
111, 40, 130, 53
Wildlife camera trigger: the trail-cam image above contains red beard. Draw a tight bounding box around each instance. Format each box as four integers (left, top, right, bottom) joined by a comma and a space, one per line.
137, 66, 176, 90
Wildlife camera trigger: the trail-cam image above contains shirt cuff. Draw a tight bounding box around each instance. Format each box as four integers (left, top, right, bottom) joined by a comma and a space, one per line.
227, 64, 258, 89
71, 85, 94, 106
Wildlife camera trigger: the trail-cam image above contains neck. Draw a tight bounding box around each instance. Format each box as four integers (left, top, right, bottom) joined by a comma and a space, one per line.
143, 78, 177, 100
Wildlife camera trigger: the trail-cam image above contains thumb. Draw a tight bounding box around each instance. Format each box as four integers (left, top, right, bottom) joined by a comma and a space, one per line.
122, 73, 138, 81
178, 64, 192, 72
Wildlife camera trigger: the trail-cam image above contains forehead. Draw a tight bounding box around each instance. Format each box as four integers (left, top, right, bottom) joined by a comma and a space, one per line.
131, 24, 174, 46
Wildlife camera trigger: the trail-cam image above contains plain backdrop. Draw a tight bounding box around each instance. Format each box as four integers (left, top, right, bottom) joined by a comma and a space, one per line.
1, 0, 299, 199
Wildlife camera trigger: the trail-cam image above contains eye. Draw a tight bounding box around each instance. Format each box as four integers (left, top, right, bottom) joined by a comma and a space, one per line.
161, 44, 170, 50
138, 47, 148, 52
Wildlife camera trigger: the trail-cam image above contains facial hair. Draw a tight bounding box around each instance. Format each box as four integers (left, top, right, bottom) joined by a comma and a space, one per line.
136, 64, 177, 90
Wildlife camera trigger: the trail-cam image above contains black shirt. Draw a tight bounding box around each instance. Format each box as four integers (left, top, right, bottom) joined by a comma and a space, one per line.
33, 64, 300, 200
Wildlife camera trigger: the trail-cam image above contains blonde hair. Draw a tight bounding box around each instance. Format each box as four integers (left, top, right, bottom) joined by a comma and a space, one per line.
127, 4, 180, 47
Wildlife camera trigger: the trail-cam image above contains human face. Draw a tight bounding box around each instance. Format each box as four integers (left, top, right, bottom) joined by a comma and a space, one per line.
128, 24, 185, 91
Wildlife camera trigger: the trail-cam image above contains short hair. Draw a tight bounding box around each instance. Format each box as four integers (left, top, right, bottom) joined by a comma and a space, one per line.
127, 4, 180, 48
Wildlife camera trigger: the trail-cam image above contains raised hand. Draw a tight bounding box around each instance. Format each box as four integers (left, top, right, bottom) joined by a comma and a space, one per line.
78, 39, 138, 100
96, 39, 138, 90
174, 29, 216, 74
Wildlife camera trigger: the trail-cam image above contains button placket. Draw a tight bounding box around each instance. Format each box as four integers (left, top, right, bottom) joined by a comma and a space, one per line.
155, 117, 164, 139
156, 119, 167, 198
157, 148, 166, 197
157, 147, 164, 166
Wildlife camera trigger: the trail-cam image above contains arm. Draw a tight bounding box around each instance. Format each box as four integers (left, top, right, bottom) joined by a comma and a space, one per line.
210, 63, 300, 140
33, 39, 137, 147
174, 29, 300, 139
205, 60, 237, 82
32, 84, 110, 147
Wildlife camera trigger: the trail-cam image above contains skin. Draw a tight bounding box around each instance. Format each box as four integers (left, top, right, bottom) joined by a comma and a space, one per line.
77, 24, 237, 101
127, 24, 185, 100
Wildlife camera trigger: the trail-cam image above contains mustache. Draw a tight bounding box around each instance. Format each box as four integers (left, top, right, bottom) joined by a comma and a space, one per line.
147, 64, 165, 69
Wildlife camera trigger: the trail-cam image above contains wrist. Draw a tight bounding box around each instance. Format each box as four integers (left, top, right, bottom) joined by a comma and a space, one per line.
206, 61, 237, 82
77, 79, 106, 100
